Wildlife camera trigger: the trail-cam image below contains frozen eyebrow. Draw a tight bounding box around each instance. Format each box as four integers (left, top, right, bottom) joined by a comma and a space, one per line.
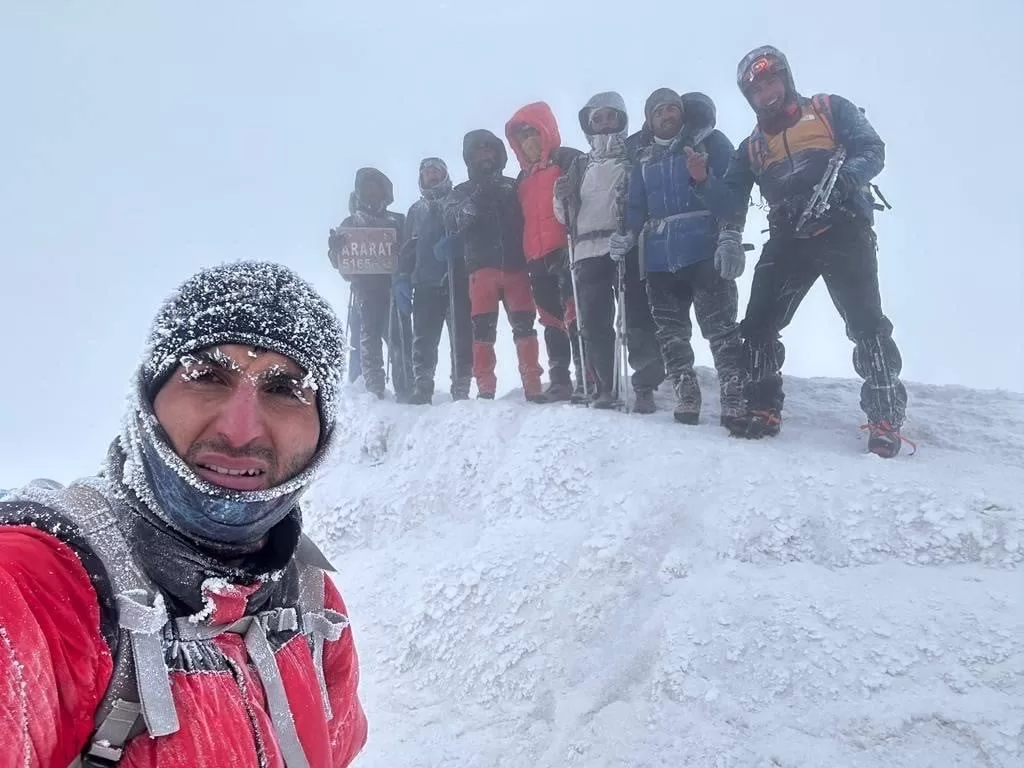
260, 365, 315, 405
177, 349, 243, 381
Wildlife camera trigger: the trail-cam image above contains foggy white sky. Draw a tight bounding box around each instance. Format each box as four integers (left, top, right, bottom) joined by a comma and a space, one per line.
1, 0, 1021, 488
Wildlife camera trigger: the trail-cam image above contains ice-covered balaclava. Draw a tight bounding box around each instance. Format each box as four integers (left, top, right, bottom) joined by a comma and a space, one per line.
578, 91, 629, 158
418, 157, 453, 201
117, 261, 345, 551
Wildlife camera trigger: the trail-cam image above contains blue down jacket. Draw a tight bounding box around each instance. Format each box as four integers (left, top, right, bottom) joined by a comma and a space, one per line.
625, 93, 734, 273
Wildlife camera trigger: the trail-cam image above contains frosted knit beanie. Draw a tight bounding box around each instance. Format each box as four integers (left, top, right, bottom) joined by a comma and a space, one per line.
141, 261, 345, 431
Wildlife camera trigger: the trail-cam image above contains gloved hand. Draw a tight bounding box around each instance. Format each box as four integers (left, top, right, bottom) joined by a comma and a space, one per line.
609, 231, 636, 262
392, 276, 412, 315
327, 228, 346, 268
434, 233, 462, 264
714, 229, 746, 280
553, 174, 572, 203
830, 169, 859, 205
683, 146, 709, 184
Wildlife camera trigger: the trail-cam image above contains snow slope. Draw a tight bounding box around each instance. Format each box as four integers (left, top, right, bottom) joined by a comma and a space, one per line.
305, 370, 1024, 768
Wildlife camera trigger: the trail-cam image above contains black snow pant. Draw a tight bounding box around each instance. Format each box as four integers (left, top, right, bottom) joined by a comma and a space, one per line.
529, 250, 583, 387
351, 274, 413, 400
411, 271, 473, 399
574, 251, 665, 396
646, 257, 745, 418
740, 220, 906, 426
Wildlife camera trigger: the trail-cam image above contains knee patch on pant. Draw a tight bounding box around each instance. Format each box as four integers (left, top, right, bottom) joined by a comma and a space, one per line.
852, 332, 903, 380
509, 310, 538, 341
472, 312, 499, 344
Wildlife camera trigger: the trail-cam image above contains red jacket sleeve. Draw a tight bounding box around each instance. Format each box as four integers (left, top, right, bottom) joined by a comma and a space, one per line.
322, 574, 368, 767
0, 526, 113, 768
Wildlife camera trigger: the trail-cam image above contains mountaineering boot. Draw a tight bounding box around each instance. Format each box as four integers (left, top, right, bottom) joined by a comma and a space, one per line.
673, 375, 701, 425
745, 409, 782, 438
592, 390, 618, 410
544, 370, 575, 402
477, 391, 495, 400
633, 389, 656, 414
570, 379, 591, 405
863, 421, 914, 458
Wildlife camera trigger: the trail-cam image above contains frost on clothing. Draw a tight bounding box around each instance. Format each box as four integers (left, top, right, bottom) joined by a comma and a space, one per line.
333, 167, 413, 399
0, 469, 367, 766
401, 157, 473, 399
400, 158, 454, 288
625, 92, 736, 273
132, 261, 347, 549
553, 91, 631, 263
505, 102, 581, 261
144, 260, 345, 431
698, 49, 886, 233
443, 130, 527, 274
0, 261, 367, 766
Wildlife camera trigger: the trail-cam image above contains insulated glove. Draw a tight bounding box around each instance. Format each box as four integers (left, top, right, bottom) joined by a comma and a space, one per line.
434, 233, 462, 264
327, 228, 346, 268
608, 232, 636, 262
714, 230, 746, 280
830, 169, 859, 205
392, 276, 412, 315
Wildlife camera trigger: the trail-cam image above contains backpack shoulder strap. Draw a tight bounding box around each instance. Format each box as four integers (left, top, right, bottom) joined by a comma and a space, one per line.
295, 534, 350, 721
7, 479, 178, 766
746, 125, 768, 176
810, 93, 836, 141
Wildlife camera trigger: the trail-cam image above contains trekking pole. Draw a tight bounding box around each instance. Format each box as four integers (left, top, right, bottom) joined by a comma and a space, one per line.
446, 256, 459, 396
345, 289, 356, 362
396, 286, 411, 398
567, 236, 590, 402
615, 259, 631, 413
386, 284, 394, 388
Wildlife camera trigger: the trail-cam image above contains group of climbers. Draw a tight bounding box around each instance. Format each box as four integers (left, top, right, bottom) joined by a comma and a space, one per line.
328, 44, 908, 458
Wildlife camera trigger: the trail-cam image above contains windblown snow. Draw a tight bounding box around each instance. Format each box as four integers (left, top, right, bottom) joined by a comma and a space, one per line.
305, 369, 1024, 767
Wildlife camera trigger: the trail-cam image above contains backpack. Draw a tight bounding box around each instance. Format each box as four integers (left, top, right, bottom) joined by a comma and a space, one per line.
3, 478, 345, 768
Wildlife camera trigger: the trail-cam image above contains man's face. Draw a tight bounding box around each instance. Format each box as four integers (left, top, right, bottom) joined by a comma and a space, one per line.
514, 125, 543, 163
471, 144, 498, 174
360, 177, 385, 208
153, 344, 321, 492
651, 103, 683, 140
420, 165, 445, 189
748, 73, 788, 114
589, 107, 622, 135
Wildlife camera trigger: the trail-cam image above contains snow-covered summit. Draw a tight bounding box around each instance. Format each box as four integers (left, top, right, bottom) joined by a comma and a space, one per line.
305, 370, 1024, 767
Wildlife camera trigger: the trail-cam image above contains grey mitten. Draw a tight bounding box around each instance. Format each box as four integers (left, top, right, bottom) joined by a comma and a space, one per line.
609, 231, 636, 262
714, 229, 746, 280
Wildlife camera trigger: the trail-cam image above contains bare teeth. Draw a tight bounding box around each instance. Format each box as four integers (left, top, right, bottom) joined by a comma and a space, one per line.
198, 464, 265, 477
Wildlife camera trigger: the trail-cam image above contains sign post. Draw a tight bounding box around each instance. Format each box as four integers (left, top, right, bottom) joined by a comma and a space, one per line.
331, 227, 400, 276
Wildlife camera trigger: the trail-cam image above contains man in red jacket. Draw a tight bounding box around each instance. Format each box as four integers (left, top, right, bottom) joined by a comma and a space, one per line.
0, 262, 367, 767
506, 102, 586, 401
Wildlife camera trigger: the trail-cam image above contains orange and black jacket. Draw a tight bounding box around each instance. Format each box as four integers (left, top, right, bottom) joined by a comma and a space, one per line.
700, 93, 884, 232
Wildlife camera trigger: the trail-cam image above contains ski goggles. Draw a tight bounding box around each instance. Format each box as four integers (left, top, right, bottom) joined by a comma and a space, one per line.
741, 55, 785, 86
